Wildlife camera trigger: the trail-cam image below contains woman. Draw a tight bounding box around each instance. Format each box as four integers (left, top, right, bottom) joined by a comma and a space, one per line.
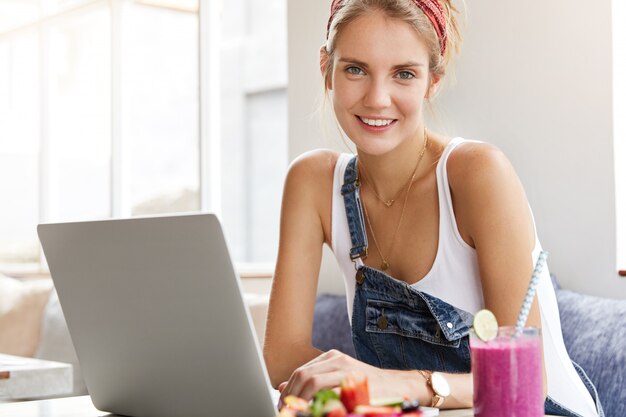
263, 1, 603, 416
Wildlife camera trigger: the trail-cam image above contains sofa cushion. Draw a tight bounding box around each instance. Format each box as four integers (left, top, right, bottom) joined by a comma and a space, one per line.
0, 274, 53, 357
556, 289, 626, 417
312, 294, 355, 357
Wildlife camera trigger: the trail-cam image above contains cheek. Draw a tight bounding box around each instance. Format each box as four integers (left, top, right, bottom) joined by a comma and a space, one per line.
332, 78, 360, 110
395, 90, 425, 118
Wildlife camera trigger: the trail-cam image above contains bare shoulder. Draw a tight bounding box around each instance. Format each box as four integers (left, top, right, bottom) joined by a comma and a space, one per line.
446, 141, 518, 194
284, 149, 341, 198
287, 149, 340, 182
282, 149, 341, 244
446, 140, 533, 246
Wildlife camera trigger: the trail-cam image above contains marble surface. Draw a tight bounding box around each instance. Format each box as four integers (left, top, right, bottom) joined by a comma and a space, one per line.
0, 354, 72, 401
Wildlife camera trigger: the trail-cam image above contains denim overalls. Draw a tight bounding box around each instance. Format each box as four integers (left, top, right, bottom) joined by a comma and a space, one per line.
340, 156, 604, 417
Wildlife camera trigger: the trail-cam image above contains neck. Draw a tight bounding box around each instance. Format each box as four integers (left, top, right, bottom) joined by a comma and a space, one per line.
358, 130, 429, 199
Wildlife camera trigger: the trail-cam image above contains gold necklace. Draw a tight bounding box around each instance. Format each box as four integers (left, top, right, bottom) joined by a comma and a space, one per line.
360, 131, 429, 271
359, 154, 419, 208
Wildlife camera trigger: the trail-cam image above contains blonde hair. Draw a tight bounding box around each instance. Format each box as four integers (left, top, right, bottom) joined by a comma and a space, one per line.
323, 0, 463, 89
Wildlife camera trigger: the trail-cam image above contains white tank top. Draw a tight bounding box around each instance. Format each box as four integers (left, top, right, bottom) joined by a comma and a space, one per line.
330, 138, 599, 417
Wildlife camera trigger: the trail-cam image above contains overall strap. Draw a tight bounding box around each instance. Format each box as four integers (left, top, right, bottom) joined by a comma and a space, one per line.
340, 156, 368, 261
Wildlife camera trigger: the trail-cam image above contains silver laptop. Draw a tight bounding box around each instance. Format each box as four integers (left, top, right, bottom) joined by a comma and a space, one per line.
38, 213, 278, 417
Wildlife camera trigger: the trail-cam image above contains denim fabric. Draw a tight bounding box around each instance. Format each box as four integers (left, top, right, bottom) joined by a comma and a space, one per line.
571, 362, 604, 417
341, 157, 368, 260
351, 265, 472, 373
342, 155, 603, 417
343, 156, 472, 373
543, 362, 605, 417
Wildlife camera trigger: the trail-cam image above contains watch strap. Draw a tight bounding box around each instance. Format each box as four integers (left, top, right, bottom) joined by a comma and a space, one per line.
418, 370, 447, 408
432, 393, 445, 407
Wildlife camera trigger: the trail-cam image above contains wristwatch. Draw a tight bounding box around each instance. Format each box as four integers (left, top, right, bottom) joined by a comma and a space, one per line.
419, 370, 451, 408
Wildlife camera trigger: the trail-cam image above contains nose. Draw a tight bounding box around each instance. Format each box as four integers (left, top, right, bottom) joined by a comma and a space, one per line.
363, 78, 391, 110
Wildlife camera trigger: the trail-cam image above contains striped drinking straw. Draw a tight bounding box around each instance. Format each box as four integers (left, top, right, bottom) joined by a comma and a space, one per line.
515, 250, 549, 337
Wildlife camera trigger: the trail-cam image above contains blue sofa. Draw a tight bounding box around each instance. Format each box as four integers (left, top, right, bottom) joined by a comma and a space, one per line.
311, 277, 626, 417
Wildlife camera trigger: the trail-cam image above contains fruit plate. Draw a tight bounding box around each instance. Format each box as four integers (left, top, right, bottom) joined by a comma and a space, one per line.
418, 407, 439, 416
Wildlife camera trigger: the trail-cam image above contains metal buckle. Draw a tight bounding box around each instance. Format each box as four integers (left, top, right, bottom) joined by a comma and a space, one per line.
350, 248, 367, 260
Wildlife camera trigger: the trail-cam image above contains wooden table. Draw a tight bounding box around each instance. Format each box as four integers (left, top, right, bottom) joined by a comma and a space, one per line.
0, 395, 559, 416
0, 354, 72, 401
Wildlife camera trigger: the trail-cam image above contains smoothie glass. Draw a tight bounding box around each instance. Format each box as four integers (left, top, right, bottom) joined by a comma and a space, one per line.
470, 326, 543, 417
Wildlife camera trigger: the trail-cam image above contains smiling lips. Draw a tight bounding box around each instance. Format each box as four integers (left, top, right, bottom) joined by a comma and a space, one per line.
357, 115, 397, 131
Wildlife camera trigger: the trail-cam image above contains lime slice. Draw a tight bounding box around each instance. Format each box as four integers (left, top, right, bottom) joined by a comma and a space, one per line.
473, 309, 498, 341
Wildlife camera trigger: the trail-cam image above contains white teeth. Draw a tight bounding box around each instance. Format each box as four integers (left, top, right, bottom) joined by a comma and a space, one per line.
359, 117, 393, 127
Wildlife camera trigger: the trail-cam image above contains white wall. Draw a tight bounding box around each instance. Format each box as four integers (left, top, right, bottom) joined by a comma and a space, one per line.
613, 0, 626, 277
288, 0, 625, 298
287, 0, 347, 295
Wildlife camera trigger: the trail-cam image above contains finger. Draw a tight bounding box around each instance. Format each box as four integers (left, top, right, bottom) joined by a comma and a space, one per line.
279, 352, 334, 403
295, 370, 347, 401
282, 355, 353, 401
280, 366, 309, 404
278, 381, 287, 393
280, 351, 353, 403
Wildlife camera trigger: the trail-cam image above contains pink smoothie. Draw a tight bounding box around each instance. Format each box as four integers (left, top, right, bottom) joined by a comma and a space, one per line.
470, 327, 543, 417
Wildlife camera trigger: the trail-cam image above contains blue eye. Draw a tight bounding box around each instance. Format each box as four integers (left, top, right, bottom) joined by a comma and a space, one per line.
346, 66, 364, 75
397, 71, 415, 80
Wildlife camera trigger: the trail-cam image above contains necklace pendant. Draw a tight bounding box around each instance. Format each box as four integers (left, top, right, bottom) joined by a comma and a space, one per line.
384, 200, 394, 208
381, 260, 390, 271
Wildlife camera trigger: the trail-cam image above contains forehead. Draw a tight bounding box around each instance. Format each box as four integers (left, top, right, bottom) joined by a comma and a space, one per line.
334, 10, 430, 66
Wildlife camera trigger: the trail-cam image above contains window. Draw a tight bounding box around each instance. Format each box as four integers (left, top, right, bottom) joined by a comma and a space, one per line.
218, 0, 288, 263
0, 26, 39, 268
0, 0, 287, 272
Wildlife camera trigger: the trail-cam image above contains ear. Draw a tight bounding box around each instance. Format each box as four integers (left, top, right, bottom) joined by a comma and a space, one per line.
426, 73, 442, 99
319, 45, 333, 90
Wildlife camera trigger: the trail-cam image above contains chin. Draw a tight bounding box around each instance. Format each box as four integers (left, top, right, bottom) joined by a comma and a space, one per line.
349, 136, 400, 157
340, 122, 405, 157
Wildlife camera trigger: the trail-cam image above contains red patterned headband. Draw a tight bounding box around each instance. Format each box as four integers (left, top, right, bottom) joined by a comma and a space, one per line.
326, 0, 447, 56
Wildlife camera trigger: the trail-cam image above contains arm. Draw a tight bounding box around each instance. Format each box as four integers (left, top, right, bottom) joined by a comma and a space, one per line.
263, 150, 336, 388
277, 349, 473, 408
276, 143, 547, 406
402, 143, 546, 407
448, 142, 548, 398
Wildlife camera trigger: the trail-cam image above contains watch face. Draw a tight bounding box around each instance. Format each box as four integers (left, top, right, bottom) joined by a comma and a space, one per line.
431, 372, 451, 397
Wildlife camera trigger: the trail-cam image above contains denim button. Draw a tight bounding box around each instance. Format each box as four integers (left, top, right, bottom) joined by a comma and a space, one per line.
377, 315, 388, 329
446, 322, 453, 329
356, 268, 365, 285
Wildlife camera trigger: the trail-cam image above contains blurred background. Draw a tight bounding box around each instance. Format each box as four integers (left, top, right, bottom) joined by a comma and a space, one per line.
0, 0, 287, 273
0, 0, 624, 297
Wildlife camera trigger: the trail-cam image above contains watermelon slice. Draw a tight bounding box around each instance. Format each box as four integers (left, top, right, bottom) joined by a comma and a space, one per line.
340, 375, 370, 413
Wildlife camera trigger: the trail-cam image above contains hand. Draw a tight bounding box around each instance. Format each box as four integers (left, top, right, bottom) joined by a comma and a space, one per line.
277, 349, 420, 404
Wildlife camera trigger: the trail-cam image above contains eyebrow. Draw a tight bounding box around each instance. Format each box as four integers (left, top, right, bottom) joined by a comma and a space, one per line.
338, 57, 425, 70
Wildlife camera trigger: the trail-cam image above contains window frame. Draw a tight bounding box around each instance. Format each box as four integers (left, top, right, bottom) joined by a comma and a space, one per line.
0, 0, 210, 273
1, 0, 286, 275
